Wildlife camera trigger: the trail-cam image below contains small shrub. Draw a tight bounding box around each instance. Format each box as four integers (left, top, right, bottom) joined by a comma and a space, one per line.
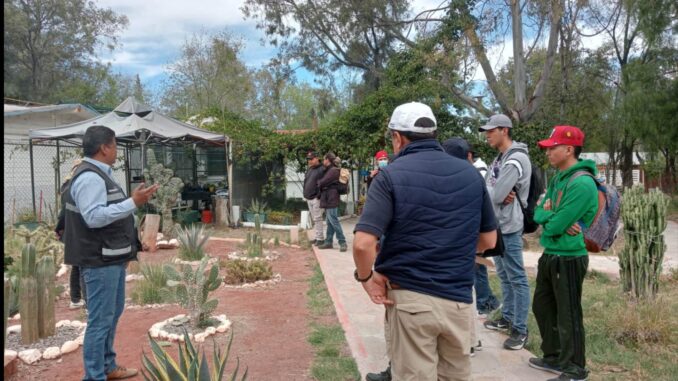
608, 297, 677, 347
223, 259, 273, 284
267, 211, 293, 225
131, 263, 170, 305
16, 209, 37, 223
177, 224, 209, 261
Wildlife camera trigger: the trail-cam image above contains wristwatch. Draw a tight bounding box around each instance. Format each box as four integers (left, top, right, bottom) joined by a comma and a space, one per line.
354, 269, 373, 283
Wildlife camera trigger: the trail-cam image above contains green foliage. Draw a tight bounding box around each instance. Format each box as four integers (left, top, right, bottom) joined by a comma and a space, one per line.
160, 30, 253, 119
176, 224, 210, 261
131, 264, 171, 305
4, 0, 129, 103
15, 209, 37, 223
144, 148, 185, 238
620, 186, 670, 299
142, 329, 247, 381
222, 259, 273, 285
163, 258, 222, 325
267, 211, 293, 225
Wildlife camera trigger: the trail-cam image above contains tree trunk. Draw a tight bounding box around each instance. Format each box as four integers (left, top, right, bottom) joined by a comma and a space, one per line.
620, 142, 634, 188
511, 0, 526, 110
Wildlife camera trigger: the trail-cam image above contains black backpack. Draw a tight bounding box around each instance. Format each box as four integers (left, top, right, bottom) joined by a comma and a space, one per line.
507, 150, 545, 234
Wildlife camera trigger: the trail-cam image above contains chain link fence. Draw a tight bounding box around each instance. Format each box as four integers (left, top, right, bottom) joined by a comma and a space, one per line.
4, 137, 127, 225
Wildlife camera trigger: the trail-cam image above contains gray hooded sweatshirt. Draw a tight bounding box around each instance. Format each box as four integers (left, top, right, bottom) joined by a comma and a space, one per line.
485, 141, 532, 234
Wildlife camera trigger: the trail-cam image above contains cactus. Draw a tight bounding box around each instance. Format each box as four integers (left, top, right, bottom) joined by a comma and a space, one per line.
619, 186, 669, 300
19, 242, 39, 344
144, 147, 185, 238
36, 256, 56, 338
246, 214, 264, 258
4, 276, 10, 348
163, 257, 222, 326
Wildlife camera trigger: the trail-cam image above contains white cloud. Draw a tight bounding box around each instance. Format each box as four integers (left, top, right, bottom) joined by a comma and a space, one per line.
96, 0, 272, 83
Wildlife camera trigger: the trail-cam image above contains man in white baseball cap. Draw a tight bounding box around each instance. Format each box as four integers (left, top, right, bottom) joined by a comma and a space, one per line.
355, 102, 498, 380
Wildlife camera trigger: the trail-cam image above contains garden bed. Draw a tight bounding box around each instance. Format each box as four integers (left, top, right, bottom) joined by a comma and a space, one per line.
7, 239, 320, 380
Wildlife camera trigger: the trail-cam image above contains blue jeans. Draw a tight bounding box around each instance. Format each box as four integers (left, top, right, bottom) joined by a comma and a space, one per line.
475, 264, 499, 313
81, 263, 127, 381
324, 207, 346, 245
493, 231, 530, 334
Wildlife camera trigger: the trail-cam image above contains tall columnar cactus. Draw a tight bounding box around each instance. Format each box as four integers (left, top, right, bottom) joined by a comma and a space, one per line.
36, 256, 56, 338
19, 242, 39, 344
246, 214, 264, 258
619, 186, 669, 300
163, 257, 222, 325
144, 147, 185, 238
4, 276, 11, 349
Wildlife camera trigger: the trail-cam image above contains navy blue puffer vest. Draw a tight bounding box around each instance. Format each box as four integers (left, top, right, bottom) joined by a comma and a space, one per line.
375, 139, 487, 303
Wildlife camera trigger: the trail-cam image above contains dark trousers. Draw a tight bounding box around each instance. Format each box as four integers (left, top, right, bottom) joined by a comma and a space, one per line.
70, 265, 87, 303
533, 253, 589, 379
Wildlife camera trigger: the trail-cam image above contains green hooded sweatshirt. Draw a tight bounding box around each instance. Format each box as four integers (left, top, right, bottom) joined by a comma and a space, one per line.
534, 159, 599, 256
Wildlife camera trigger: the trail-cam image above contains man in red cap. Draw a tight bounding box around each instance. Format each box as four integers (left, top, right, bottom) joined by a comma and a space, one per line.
366, 150, 390, 190
528, 125, 598, 381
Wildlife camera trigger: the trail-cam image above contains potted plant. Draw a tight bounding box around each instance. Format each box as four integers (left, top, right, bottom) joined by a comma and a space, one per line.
243, 199, 268, 223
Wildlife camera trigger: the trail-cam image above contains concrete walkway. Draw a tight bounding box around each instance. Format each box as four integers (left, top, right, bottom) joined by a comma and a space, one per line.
311, 218, 551, 381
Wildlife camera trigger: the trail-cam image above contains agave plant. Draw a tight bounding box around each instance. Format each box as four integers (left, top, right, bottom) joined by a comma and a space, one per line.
163, 257, 221, 325
247, 199, 267, 215
176, 224, 209, 261
142, 329, 247, 381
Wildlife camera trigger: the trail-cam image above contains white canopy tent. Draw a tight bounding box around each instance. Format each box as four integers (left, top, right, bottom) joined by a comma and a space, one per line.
27, 97, 232, 217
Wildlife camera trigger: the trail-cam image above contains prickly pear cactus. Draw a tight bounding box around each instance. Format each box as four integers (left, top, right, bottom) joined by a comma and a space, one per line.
163, 257, 221, 326
619, 186, 669, 300
144, 147, 184, 238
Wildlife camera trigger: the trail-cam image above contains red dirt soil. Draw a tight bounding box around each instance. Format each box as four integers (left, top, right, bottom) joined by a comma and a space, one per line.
7, 240, 316, 381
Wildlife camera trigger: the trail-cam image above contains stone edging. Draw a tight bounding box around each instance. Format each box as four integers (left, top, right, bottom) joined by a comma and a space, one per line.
223, 273, 282, 289
149, 314, 231, 343
173, 256, 219, 266
5, 320, 86, 365
226, 251, 280, 262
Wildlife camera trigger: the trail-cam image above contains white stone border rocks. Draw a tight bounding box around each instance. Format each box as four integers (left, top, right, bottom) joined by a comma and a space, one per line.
5, 320, 86, 365
226, 250, 280, 262
223, 273, 282, 289
148, 314, 231, 343
173, 256, 219, 267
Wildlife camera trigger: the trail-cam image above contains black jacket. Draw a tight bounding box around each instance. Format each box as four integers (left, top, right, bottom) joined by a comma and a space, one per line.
303, 164, 325, 200
318, 166, 340, 209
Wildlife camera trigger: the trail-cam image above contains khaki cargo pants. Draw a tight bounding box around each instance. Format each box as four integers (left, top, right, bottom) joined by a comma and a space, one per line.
385, 288, 472, 381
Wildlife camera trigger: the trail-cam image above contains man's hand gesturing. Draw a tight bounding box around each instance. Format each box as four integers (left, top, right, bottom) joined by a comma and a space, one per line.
131, 183, 160, 207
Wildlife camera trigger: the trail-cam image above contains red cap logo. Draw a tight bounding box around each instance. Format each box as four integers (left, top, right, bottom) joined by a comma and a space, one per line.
538, 126, 585, 148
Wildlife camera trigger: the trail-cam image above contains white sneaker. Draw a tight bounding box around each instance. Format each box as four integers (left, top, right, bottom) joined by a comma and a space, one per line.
69, 300, 85, 309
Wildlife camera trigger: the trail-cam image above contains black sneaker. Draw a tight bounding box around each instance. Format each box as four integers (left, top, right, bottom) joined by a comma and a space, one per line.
503, 329, 528, 350
317, 242, 334, 249
547, 374, 587, 381
528, 357, 562, 375
339, 243, 348, 252
484, 316, 510, 331
365, 364, 391, 381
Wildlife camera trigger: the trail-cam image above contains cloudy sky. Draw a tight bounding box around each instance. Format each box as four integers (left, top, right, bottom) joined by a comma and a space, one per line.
96, 0, 606, 95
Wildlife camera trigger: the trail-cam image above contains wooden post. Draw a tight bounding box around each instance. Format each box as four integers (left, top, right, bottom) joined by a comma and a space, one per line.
214, 196, 229, 227
140, 214, 161, 252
